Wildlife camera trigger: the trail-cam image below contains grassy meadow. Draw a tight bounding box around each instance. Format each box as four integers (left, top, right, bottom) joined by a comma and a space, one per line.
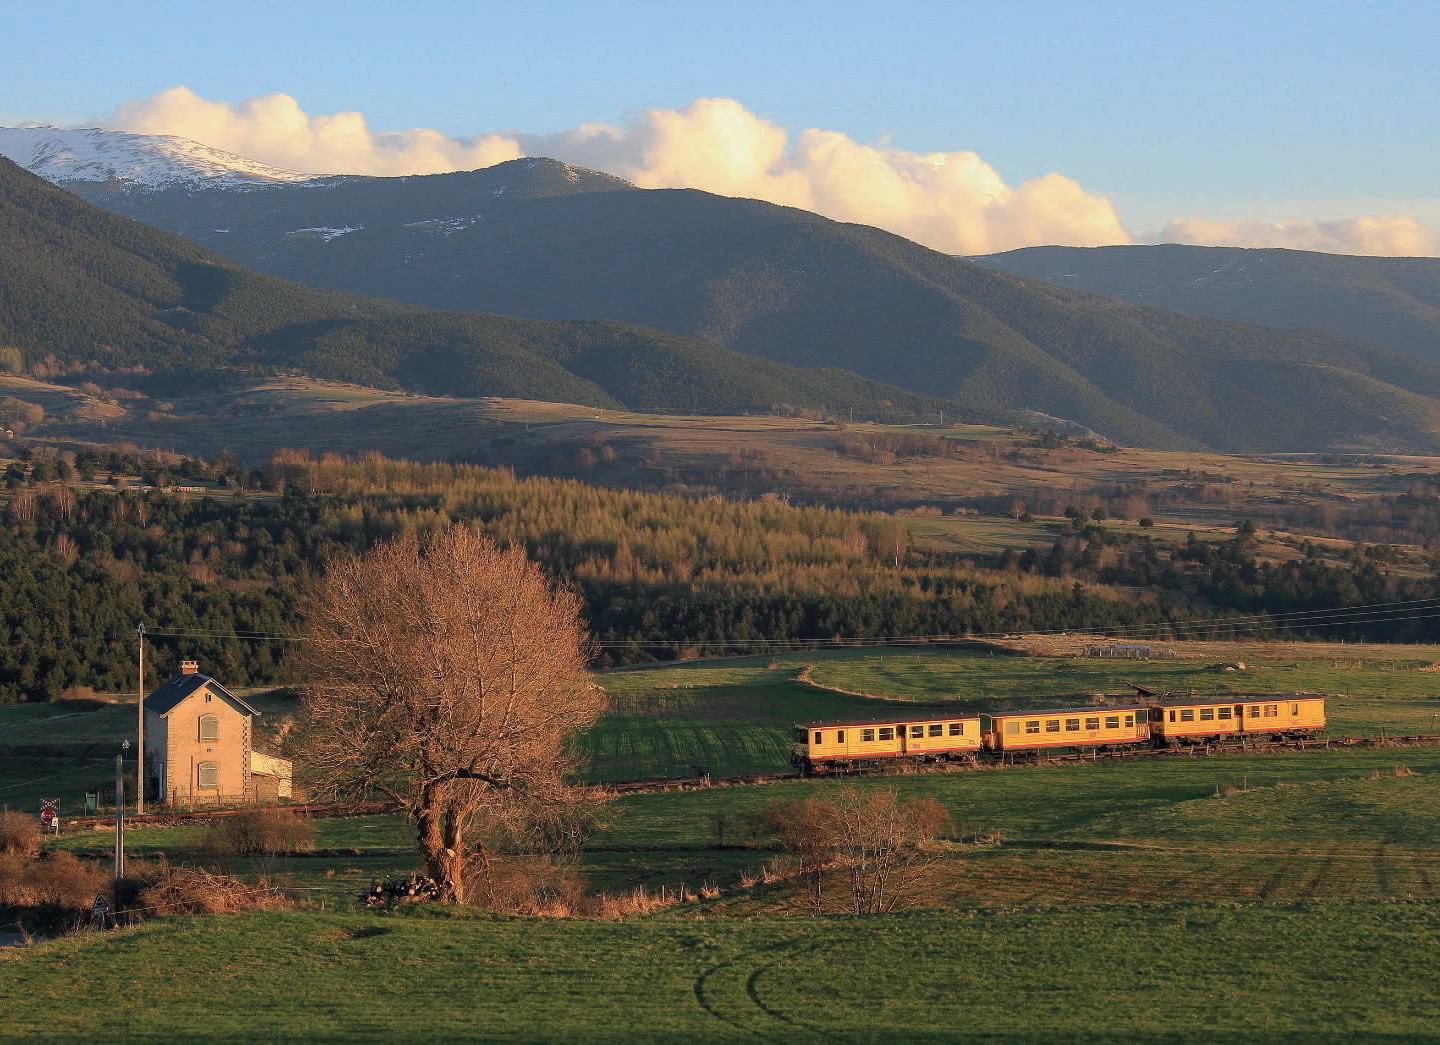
582, 644, 1440, 781
7, 643, 1440, 1038
5, 903, 1440, 1040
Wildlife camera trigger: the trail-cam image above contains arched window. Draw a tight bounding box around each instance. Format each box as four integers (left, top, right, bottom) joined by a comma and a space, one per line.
197, 762, 219, 789
199, 714, 219, 741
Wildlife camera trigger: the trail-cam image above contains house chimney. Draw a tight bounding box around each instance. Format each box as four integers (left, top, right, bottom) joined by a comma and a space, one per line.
180, 659, 199, 676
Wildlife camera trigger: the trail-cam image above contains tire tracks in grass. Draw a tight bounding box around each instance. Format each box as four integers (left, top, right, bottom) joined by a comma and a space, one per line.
692, 943, 823, 1039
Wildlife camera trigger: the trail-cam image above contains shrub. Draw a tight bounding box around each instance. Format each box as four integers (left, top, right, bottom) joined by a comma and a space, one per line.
137, 866, 290, 915
0, 851, 26, 904
18, 851, 109, 909
201, 809, 315, 857
0, 811, 40, 857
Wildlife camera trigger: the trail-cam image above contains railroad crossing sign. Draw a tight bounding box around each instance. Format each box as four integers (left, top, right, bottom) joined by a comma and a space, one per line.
38, 798, 58, 828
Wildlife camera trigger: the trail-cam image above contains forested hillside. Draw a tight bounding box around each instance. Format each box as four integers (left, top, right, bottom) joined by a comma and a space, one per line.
973, 244, 1440, 362
2, 449, 1435, 701
66, 158, 1440, 452
0, 157, 943, 422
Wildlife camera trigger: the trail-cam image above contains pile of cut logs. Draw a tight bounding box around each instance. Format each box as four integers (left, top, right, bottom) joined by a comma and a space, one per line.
363, 874, 441, 906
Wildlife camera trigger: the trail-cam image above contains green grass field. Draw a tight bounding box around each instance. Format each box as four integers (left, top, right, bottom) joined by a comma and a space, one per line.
8, 683, 1440, 1037
4, 903, 1438, 1040
577, 646, 1440, 781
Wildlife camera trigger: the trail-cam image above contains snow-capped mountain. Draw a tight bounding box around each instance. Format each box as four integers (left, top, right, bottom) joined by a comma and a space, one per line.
0, 126, 321, 190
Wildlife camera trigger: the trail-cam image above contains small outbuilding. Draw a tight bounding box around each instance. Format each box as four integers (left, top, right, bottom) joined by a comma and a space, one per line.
142, 660, 293, 807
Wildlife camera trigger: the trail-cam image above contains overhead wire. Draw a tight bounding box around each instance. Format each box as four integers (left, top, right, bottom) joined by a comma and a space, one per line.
114, 592, 1440, 651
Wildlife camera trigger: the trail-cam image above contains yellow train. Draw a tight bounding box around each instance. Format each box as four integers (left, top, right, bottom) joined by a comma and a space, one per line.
792, 693, 1327, 773
793, 713, 982, 772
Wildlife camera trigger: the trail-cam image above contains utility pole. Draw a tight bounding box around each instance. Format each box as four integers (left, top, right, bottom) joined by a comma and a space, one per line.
114, 743, 127, 883
136, 623, 145, 815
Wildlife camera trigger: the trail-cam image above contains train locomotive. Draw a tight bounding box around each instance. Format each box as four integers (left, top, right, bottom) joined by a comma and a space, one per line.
792, 692, 1327, 774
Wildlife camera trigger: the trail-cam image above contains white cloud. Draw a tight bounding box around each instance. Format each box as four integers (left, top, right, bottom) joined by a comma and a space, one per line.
104, 88, 1131, 255
99, 88, 1440, 258
1160, 215, 1440, 257
111, 87, 523, 177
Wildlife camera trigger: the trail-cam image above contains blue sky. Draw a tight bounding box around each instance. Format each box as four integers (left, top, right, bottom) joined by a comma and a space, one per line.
3, 0, 1437, 251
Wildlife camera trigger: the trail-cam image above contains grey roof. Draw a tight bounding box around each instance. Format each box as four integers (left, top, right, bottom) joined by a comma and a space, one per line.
1150, 692, 1325, 708
144, 673, 260, 718
799, 712, 981, 729
983, 705, 1146, 719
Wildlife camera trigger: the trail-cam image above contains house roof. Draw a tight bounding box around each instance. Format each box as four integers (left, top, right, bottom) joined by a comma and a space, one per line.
144, 673, 260, 718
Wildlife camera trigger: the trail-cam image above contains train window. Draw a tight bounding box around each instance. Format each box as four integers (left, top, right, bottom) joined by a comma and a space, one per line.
1085, 717, 1099, 730
1291, 703, 1299, 716
910, 725, 925, 738
1180, 709, 1195, 722
814, 731, 823, 745
1218, 707, 1232, 720
1168, 710, 1176, 722
1065, 719, 1080, 732
1265, 705, 1278, 717
949, 723, 963, 736
1124, 715, 1134, 727
929, 724, 943, 737
1105, 716, 1120, 729
1025, 721, 1040, 734
879, 728, 895, 741
1007, 722, 1020, 735
862, 729, 875, 742
1248, 706, 1260, 718
1200, 708, 1215, 721
837, 730, 845, 744
1045, 720, 1060, 733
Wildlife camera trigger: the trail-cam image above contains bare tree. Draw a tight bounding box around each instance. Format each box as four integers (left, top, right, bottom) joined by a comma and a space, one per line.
301, 525, 606, 903
764, 788, 952, 915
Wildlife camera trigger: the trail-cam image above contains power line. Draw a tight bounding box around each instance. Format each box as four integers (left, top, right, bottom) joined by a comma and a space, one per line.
114, 595, 1440, 653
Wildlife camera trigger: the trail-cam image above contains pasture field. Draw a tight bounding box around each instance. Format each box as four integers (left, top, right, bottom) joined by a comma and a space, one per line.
6, 644, 1440, 812
16, 371, 1440, 555
581, 645, 1440, 780
8, 721, 1440, 1038
28, 746, 1440, 911
3, 903, 1439, 1040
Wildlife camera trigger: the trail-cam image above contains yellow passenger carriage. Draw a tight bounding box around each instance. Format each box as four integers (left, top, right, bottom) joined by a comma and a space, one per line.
1150, 693, 1326, 745
792, 713, 981, 774
981, 705, 1149, 754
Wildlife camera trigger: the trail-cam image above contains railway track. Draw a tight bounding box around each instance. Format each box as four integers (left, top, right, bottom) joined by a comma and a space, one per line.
609, 732, 1440, 792
57, 732, 1440, 827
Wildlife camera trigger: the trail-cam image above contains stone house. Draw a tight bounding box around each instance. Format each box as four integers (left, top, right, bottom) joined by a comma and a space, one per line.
142, 660, 292, 806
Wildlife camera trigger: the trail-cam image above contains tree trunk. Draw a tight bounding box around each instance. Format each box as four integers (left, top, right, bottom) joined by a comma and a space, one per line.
416, 802, 468, 904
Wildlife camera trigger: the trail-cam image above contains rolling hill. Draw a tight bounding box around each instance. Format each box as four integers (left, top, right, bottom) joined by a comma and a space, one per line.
0, 156, 948, 421
27, 129, 1440, 452
971, 244, 1440, 363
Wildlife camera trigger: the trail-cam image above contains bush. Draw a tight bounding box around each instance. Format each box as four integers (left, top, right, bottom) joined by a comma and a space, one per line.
0, 811, 40, 856
200, 809, 315, 857
137, 866, 290, 915
22, 851, 110, 909
0, 851, 109, 909
0, 851, 26, 904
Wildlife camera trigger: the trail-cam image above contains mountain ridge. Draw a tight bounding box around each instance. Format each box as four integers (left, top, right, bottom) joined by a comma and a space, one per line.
12, 132, 1440, 452
0, 155, 947, 422
972, 243, 1440, 363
